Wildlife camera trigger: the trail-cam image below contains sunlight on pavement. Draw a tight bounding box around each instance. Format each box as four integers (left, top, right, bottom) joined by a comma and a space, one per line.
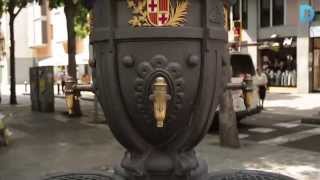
244, 162, 320, 180
265, 94, 320, 110
264, 93, 320, 117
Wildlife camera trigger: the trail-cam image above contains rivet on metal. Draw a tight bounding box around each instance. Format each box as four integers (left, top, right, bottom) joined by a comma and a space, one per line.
122, 56, 135, 67
187, 55, 200, 67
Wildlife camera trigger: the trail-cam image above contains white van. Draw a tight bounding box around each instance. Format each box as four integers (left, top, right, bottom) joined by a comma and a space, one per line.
211, 52, 261, 130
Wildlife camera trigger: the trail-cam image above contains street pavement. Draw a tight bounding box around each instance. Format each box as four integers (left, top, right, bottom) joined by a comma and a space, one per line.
239, 92, 320, 153
0, 92, 320, 180
263, 92, 320, 118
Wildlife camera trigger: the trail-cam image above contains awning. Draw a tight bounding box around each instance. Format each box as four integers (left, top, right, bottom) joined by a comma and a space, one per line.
38, 52, 89, 67
310, 26, 320, 38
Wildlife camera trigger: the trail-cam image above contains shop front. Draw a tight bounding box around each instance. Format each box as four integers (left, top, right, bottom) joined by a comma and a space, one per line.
258, 37, 297, 88
311, 26, 320, 92
312, 38, 320, 92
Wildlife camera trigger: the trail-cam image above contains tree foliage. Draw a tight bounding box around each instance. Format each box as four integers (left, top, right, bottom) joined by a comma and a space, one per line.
48, 0, 90, 38
74, 5, 89, 38
0, 0, 31, 18
45, 0, 92, 115
0, 0, 36, 105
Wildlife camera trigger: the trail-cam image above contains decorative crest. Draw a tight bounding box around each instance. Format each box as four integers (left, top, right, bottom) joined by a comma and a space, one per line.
127, 0, 189, 27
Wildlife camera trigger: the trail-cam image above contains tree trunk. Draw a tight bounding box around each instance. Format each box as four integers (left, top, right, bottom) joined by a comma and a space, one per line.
219, 57, 240, 148
65, 2, 82, 116
9, 16, 17, 105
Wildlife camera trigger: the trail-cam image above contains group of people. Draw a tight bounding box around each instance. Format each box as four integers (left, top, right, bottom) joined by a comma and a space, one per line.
55, 71, 67, 95
256, 68, 296, 109
266, 69, 297, 87
255, 54, 297, 108
262, 55, 297, 87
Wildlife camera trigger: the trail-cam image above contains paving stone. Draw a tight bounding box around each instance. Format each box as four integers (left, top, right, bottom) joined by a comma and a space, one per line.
282, 135, 320, 153
248, 128, 276, 133
238, 134, 249, 139
259, 128, 320, 145
273, 123, 300, 129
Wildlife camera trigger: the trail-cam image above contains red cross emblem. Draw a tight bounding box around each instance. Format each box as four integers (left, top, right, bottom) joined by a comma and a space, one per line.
147, 0, 170, 26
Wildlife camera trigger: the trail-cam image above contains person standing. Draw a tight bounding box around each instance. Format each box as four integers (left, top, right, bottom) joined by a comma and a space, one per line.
55, 71, 63, 95
256, 69, 268, 109
61, 72, 66, 94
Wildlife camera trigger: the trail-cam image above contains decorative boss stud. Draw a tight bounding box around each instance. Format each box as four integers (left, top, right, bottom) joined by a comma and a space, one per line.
127, 0, 189, 27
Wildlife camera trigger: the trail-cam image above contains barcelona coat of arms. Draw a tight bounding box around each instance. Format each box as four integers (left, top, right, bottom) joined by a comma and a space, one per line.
127, 0, 189, 27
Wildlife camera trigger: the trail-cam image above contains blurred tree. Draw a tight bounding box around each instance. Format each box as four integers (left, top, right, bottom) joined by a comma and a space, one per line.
47, 0, 91, 116
0, 0, 34, 105
219, 53, 240, 148
219, 0, 240, 149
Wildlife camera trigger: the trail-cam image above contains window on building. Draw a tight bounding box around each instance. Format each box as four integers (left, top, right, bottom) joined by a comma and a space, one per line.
260, 0, 270, 27
232, 0, 248, 29
30, 1, 48, 46
232, 0, 240, 21
314, 11, 320, 23
312, 0, 320, 22
272, 0, 284, 26
242, 0, 248, 29
312, 0, 320, 11
50, 24, 54, 40
258, 37, 297, 87
41, 21, 48, 44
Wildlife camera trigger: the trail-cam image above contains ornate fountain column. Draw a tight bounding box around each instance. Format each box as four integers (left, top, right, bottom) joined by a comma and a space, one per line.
90, 0, 227, 179
42, 1, 295, 180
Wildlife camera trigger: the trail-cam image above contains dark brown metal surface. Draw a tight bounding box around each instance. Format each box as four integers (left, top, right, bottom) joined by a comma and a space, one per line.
90, 0, 232, 179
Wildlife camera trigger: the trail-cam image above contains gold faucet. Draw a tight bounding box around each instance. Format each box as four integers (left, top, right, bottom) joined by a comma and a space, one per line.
149, 77, 171, 128
65, 77, 76, 115
65, 76, 94, 115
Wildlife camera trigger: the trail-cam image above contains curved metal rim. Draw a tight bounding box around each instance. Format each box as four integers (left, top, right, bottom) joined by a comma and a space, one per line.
208, 170, 296, 180
42, 171, 114, 180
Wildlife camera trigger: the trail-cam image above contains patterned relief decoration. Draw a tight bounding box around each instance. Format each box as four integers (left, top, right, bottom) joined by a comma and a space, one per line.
127, 0, 189, 27
123, 55, 186, 126
209, 2, 224, 25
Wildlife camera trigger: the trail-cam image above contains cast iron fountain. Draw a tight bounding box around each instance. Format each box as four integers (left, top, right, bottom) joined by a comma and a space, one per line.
43, 0, 295, 180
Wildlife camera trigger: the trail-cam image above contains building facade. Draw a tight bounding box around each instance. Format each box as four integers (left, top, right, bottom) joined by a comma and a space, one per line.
0, 1, 90, 87
228, 0, 320, 93
27, 1, 90, 83
0, 6, 35, 86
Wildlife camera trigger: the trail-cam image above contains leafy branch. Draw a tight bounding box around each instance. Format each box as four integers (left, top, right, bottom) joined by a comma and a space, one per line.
167, 0, 188, 27
128, 0, 149, 27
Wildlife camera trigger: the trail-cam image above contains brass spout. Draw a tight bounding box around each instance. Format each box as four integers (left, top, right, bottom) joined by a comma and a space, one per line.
149, 77, 171, 128
65, 94, 74, 115
65, 77, 77, 115
64, 76, 94, 115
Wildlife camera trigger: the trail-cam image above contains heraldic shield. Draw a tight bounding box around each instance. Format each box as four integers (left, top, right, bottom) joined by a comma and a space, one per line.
147, 0, 170, 26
